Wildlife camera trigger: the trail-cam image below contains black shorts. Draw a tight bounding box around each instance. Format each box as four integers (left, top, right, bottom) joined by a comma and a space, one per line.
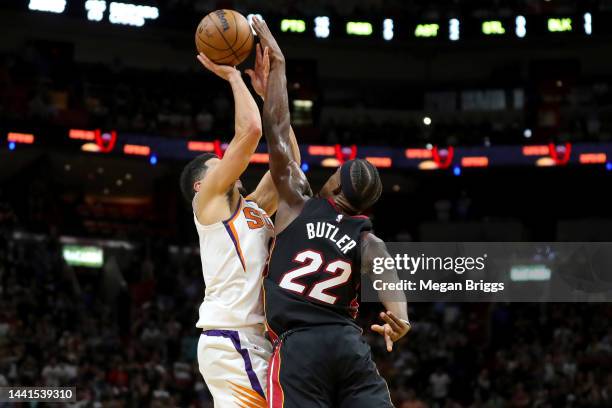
267, 324, 393, 408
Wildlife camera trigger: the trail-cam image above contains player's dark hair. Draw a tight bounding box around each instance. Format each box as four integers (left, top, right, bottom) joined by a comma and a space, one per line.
179, 153, 217, 203
340, 159, 383, 212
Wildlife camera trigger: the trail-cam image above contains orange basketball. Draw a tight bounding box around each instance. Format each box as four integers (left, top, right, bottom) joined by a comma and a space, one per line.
195, 9, 254, 66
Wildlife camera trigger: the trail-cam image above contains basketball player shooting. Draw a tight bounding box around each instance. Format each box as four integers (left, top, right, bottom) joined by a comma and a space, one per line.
180, 45, 300, 407
252, 17, 411, 408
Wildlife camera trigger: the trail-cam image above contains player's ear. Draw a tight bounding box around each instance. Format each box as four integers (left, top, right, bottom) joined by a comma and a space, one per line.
193, 180, 202, 193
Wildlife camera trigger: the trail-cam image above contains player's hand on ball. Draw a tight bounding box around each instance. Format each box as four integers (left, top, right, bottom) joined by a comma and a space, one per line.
251, 16, 285, 64
197, 52, 239, 81
371, 311, 411, 352
245, 44, 270, 98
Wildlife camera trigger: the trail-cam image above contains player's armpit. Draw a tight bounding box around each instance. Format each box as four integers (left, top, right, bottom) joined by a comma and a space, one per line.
246, 171, 278, 216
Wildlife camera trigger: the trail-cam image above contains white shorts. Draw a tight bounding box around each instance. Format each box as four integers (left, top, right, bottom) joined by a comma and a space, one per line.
198, 329, 272, 408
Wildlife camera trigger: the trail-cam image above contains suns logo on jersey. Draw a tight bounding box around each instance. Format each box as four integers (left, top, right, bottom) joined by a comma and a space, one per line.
243, 207, 273, 230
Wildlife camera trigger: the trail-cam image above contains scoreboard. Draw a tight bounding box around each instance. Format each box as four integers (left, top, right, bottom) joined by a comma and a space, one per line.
22, 1, 612, 41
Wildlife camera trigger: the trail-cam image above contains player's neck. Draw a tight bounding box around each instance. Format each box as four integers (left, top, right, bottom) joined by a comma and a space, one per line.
330, 196, 359, 216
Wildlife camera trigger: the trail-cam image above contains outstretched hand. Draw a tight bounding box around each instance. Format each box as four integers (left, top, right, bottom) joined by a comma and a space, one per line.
371, 311, 411, 352
251, 16, 285, 64
245, 43, 270, 98
196, 52, 239, 81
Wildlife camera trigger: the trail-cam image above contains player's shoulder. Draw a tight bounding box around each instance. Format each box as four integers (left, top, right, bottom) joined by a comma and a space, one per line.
193, 192, 242, 228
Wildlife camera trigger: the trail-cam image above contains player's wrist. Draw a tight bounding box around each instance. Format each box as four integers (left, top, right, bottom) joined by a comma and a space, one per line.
270, 53, 286, 66
227, 71, 242, 83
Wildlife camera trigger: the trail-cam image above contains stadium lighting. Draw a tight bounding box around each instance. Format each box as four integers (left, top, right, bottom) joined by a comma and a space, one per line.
149, 155, 158, 165
7, 132, 35, 144
548, 18, 572, 32
383, 19, 394, 41
294, 100, 313, 108
606, 162, 612, 171
449, 19, 460, 41
365, 157, 393, 168
346, 22, 373, 36
524, 129, 532, 138
584, 13, 592, 35
482, 21, 505, 35
423, 116, 432, 126
301, 163, 310, 172
109, 2, 159, 27
314, 16, 330, 38
453, 166, 461, 176
281, 19, 306, 33
308, 145, 335, 156
579, 153, 606, 164
415, 23, 439, 38
123, 144, 151, 156
8, 142, 16, 151
461, 157, 489, 167
515, 16, 527, 38
187, 141, 215, 152
69, 129, 96, 140
62, 245, 104, 268
510, 265, 551, 281
28, 0, 66, 14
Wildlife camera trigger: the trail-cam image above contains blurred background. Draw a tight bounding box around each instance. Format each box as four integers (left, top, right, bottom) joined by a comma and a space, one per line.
0, 1, 611, 407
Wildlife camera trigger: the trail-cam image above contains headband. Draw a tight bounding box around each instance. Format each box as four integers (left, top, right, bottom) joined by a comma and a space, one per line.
340, 160, 359, 206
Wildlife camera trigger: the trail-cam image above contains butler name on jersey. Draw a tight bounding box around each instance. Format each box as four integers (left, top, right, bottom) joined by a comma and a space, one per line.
264, 197, 372, 338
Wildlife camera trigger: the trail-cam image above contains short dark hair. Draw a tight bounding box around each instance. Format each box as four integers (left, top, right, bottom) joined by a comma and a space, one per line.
179, 153, 217, 203
342, 159, 383, 211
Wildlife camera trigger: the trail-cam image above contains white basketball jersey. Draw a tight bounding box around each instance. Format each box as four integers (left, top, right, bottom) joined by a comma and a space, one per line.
194, 196, 274, 330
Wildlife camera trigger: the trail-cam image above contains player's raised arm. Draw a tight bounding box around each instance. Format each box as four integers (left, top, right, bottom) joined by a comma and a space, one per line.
245, 43, 302, 215
361, 232, 411, 352
252, 17, 310, 218
195, 52, 262, 196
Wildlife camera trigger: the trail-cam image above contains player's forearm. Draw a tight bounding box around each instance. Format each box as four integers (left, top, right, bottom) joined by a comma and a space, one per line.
382, 300, 409, 323
263, 59, 293, 174
376, 267, 409, 322
229, 72, 262, 139
379, 266, 409, 321
288, 126, 301, 164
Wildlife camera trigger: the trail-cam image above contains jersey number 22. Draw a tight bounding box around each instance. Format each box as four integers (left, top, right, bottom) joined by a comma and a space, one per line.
278, 249, 352, 305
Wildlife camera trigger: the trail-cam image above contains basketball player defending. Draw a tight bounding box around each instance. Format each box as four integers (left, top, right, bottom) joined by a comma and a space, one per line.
252, 17, 411, 408
180, 48, 300, 407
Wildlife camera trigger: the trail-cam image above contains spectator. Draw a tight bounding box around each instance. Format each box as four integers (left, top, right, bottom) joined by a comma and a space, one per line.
429, 367, 451, 406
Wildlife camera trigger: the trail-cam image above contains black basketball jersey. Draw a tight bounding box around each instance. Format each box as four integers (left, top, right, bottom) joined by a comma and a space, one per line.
264, 197, 372, 337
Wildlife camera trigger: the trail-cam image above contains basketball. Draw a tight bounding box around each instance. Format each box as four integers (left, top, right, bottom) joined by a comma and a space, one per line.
195, 9, 254, 66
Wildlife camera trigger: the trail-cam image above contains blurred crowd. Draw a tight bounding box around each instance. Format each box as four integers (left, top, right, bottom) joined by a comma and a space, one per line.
1, 223, 610, 407
2, 46, 612, 148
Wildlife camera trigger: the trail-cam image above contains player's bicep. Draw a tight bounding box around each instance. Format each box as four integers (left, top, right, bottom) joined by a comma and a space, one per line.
361, 232, 408, 306
361, 233, 391, 277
